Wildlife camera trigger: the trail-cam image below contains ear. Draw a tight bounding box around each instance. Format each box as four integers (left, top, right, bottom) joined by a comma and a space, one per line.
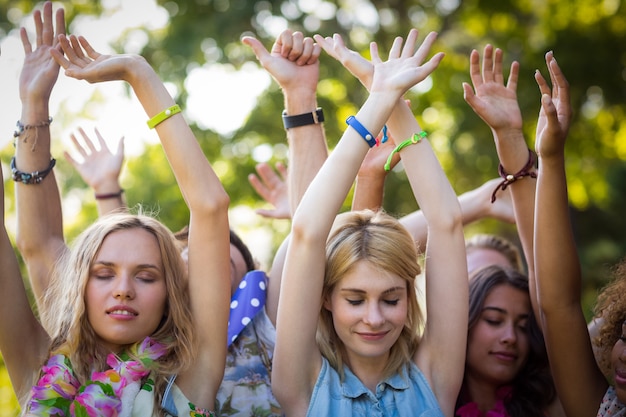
323, 294, 332, 312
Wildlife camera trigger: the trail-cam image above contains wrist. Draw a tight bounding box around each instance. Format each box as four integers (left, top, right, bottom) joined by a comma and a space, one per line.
283, 92, 317, 114
123, 55, 154, 85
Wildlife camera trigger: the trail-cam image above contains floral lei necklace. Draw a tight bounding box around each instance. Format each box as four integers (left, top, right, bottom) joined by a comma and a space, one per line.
26, 337, 214, 417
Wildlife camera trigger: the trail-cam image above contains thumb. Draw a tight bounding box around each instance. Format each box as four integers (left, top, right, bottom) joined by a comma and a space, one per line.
242, 36, 270, 62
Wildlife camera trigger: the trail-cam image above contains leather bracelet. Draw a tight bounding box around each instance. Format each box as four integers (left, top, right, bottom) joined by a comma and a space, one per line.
10, 156, 56, 184
282, 108, 324, 129
491, 149, 537, 203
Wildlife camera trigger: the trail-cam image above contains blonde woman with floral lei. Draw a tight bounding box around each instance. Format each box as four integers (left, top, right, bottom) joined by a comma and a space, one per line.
0, 3, 230, 416
533, 51, 626, 416
271, 29, 468, 416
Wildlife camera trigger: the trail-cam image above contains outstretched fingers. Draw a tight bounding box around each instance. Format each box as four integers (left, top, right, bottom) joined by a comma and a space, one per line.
413, 31, 438, 64
481, 44, 495, 83
78, 36, 101, 61
506, 61, 519, 91
493, 48, 504, 85
468, 49, 483, 90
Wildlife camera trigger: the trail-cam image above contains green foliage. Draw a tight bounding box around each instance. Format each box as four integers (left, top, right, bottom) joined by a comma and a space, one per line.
1, 0, 626, 413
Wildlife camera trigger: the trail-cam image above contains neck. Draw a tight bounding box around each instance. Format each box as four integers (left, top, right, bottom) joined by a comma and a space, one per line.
344, 352, 390, 393
463, 375, 500, 412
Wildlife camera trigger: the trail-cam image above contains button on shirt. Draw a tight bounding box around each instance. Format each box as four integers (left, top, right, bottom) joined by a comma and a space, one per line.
306, 357, 444, 417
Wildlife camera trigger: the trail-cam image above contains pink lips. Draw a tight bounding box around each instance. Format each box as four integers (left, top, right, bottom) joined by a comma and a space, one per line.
492, 351, 517, 362
357, 331, 389, 341
615, 368, 626, 386
106, 305, 138, 319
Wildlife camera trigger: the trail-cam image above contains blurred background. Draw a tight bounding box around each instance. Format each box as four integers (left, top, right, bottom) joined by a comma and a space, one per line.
1, 0, 625, 414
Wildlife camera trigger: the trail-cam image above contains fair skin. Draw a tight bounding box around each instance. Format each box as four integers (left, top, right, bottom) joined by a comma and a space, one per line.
86, 228, 167, 353
51, 32, 231, 409
533, 51, 614, 416
466, 247, 515, 274
65, 127, 125, 216
6, 1, 229, 410
465, 284, 530, 411
462, 45, 539, 318
274, 30, 467, 417
243, 30, 328, 325
249, 162, 290, 220
323, 260, 408, 391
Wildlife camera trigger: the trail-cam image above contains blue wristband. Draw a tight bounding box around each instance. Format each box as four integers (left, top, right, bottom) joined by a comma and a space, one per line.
346, 116, 376, 148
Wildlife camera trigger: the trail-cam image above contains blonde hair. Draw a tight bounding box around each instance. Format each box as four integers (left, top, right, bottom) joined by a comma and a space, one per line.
466, 233, 524, 273
39, 212, 195, 410
317, 210, 422, 380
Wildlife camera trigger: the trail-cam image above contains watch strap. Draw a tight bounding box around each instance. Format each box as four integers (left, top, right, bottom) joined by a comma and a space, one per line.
282, 108, 324, 129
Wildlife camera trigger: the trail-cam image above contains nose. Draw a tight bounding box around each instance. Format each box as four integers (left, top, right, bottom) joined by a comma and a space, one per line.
362, 302, 385, 327
500, 322, 517, 345
113, 275, 135, 300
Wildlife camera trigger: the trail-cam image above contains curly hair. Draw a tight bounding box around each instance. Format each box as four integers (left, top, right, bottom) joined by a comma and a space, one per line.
593, 257, 626, 379
457, 265, 556, 417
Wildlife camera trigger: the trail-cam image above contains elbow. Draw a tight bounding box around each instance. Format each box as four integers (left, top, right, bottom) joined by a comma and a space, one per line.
291, 212, 328, 248
429, 202, 464, 236
191, 187, 230, 218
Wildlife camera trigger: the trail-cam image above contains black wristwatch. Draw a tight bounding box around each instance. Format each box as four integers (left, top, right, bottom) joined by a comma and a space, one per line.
282, 107, 324, 129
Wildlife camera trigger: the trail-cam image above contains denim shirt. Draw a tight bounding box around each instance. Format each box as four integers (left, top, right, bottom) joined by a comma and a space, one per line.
306, 357, 444, 417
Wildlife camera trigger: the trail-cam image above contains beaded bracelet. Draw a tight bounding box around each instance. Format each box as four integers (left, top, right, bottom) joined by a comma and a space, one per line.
147, 104, 181, 129
10, 156, 56, 185
346, 116, 377, 147
384, 131, 427, 171
490, 149, 537, 203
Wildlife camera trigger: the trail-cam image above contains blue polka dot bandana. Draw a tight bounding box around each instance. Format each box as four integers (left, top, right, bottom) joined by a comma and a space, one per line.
227, 270, 268, 346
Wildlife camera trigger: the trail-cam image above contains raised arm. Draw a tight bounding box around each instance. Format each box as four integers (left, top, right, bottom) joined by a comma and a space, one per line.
0, 159, 51, 403
533, 52, 606, 417
399, 177, 515, 252
272, 29, 445, 415
462, 45, 539, 313
64, 127, 126, 216
243, 30, 327, 325
53, 35, 230, 410
14, 1, 68, 307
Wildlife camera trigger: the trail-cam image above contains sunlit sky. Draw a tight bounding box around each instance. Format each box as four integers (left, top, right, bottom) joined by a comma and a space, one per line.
0, 0, 275, 153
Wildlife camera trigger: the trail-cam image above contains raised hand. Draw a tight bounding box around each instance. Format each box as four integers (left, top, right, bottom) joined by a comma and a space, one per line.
313, 32, 374, 89
64, 127, 124, 193
242, 29, 321, 93
51, 35, 140, 83
462, 45, 522, 133
534, 52, 572, 159
19, 1, 65, 102
248, 162, 290, 220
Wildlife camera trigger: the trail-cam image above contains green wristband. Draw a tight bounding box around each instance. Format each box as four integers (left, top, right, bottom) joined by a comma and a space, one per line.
147, 104, 181, 129
384, 131, 427, 171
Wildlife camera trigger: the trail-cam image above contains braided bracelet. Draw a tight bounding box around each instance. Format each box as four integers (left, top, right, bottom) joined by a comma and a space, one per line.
384, 131, 427, 171
491, 149, 537, 203
13, 117, 53, 138
10, 157, 56, 185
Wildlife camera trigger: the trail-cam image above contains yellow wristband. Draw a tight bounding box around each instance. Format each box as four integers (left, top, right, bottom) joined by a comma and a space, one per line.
147, 104, 181, 129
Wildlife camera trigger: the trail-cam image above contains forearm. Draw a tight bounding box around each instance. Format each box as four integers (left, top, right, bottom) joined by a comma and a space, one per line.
386, 100, 461, 226
352, 173, 385, 211
283, 89, 328, 215
15, 98, 65, 301
292, 92, 395, 239
534, 156, 580, 311
126, 59, 229, 210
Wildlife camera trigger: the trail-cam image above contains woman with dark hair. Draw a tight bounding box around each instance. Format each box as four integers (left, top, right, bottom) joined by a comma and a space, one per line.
456, 265, 556, 416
